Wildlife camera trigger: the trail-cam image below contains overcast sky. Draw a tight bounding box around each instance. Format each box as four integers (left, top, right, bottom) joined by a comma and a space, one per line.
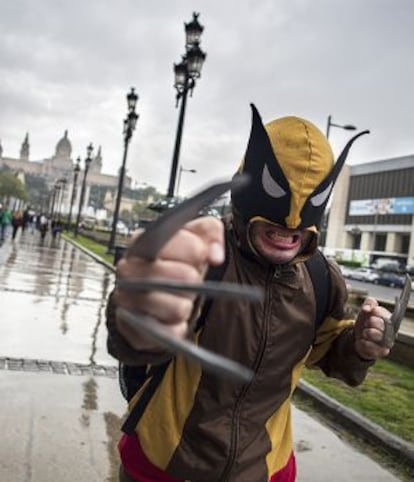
0, 0, 413, 196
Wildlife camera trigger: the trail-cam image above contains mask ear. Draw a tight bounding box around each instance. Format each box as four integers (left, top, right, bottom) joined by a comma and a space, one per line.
232, 104, 291, 226
300, 130, 370, 228
326, 130, 370, 186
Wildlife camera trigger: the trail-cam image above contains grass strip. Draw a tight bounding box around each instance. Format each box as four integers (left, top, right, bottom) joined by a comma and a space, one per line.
300, 358, 414, 443
64, 232, 115, 266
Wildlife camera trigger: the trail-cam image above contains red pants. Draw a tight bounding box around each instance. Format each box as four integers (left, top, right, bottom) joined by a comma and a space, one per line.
119, 433, 296, 481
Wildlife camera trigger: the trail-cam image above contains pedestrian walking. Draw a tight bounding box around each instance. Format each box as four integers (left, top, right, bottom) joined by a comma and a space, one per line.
39, 213, 48, 241
22, 207, 31, 233
0, 203, 3, 242
0, 204, 12, 243
11, 210, 24, 240
51, 218, 63, 240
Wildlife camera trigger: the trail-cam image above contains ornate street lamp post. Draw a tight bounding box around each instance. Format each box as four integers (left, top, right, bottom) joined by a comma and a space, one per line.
74, 143, 94, 237
50, 182, 59, 219
67, 157, 81, 230
56, 178, 67, 220
166, 12, 206, 198
107, 87, 139, 253
326, 115, 357, 139
176, 166, 196, 197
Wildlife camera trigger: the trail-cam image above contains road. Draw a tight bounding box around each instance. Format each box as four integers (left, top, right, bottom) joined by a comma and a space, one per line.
345, 277, 413, 305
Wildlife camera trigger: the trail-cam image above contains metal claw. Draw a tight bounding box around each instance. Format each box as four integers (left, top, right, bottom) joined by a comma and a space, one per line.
116, 307, 254, 383
380, 274, 412, 347
116, 278, 263, 302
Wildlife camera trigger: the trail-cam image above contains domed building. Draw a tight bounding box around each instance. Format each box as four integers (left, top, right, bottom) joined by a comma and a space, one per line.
42, 130, 74, 180
0, 130, 130, 216
55, 130, 72, 158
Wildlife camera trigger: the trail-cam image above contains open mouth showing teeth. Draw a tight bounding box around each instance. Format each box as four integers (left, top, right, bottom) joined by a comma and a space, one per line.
266, 230, 299, 242
264, 230, 300, 247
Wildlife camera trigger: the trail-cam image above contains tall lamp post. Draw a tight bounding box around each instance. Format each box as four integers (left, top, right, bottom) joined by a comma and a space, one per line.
74, 143, 94, 237
56, 178, 67, 220
107, 87, 139, 253
50, 182, 59, 219
176, 166, 196, 197
67, 157, 81, 230
166, 12, 206, 198
326, 115, 357, 139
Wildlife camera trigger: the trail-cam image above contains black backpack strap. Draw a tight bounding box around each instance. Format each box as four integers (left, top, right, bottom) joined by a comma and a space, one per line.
122, 361, 170, 434
304, 250, 331, 333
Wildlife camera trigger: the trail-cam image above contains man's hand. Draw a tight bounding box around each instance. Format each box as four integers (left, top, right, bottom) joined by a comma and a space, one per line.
354, 297, 393, 360
114, 216, 224, 350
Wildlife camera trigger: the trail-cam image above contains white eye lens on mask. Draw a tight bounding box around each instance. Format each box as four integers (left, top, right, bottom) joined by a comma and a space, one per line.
310, 182, 333, 207
261, 165, 287, 199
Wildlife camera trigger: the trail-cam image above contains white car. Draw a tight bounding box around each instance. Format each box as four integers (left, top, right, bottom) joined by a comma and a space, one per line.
116, 222, 129, 236
338, 265, 353, 278
348, 267, 379, 283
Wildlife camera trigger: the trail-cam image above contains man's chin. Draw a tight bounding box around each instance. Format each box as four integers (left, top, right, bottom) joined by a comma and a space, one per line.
259, 246, 298, 264
268, 253, 296, 264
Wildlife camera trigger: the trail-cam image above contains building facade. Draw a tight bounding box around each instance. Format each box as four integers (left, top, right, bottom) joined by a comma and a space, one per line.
0, 131, 131, 215
326, 155, 414, 265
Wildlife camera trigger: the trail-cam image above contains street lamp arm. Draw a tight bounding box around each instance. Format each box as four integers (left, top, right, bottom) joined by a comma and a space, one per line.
176, 166, 197, 198
329, 121, 357, 130
326, 114, 357, 139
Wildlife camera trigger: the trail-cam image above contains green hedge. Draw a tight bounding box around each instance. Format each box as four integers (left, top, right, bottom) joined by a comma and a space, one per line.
337, 260, 362, 268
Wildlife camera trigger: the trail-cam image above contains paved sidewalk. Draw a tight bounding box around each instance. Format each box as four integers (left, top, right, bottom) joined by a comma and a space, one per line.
0, 369, 401, 482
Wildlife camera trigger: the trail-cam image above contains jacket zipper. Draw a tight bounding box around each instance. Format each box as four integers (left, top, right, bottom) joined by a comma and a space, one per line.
220, 267, 275, 482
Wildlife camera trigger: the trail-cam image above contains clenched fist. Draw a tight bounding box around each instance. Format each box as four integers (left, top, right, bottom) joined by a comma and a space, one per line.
114, 216, 225, 350
354, 297, 393, 360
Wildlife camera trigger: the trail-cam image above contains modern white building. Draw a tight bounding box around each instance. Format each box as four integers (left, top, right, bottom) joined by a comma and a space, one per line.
326, 155, 414, 265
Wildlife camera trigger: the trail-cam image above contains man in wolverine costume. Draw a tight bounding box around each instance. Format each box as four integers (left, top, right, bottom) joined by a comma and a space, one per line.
107, 104, 395, 482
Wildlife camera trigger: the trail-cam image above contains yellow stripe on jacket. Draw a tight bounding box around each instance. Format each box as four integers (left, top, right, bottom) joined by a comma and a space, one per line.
265, 351, 310, 475
136, 352, 202, 470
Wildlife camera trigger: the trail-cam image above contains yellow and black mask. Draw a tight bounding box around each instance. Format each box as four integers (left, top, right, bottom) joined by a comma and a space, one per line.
231, 104, 369, 231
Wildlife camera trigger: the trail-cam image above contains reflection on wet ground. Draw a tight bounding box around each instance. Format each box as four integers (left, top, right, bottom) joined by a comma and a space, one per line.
0, 370, 125, 482
0, 233, 116, 365
0, 233, 126, 481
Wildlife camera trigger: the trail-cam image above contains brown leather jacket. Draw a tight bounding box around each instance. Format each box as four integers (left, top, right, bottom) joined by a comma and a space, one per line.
106, 217, 373, 482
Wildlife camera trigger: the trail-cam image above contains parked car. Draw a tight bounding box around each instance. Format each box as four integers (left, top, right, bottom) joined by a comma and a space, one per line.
373, 262, 404, 274
79, 216, 96, 230
373, 272, 406, 288
347, 267, 379, 283
338, 265, 353, 278
370, 259, 402, 273
116, 221, 129, 236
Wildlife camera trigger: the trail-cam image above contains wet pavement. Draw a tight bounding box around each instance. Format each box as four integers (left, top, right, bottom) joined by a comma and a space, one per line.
0, 231, 402, 481
0, 233, 114, 365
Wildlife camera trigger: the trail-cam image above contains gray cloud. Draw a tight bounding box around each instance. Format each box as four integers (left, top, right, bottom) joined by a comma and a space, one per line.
0, 0, 412, 196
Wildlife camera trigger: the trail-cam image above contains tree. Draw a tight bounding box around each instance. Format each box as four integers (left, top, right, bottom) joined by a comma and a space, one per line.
90, 184, 114, 210
131, 200, 158, 222
0, 171, 27, 203
120, 208, 132, 225
24, 174, 50, 211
